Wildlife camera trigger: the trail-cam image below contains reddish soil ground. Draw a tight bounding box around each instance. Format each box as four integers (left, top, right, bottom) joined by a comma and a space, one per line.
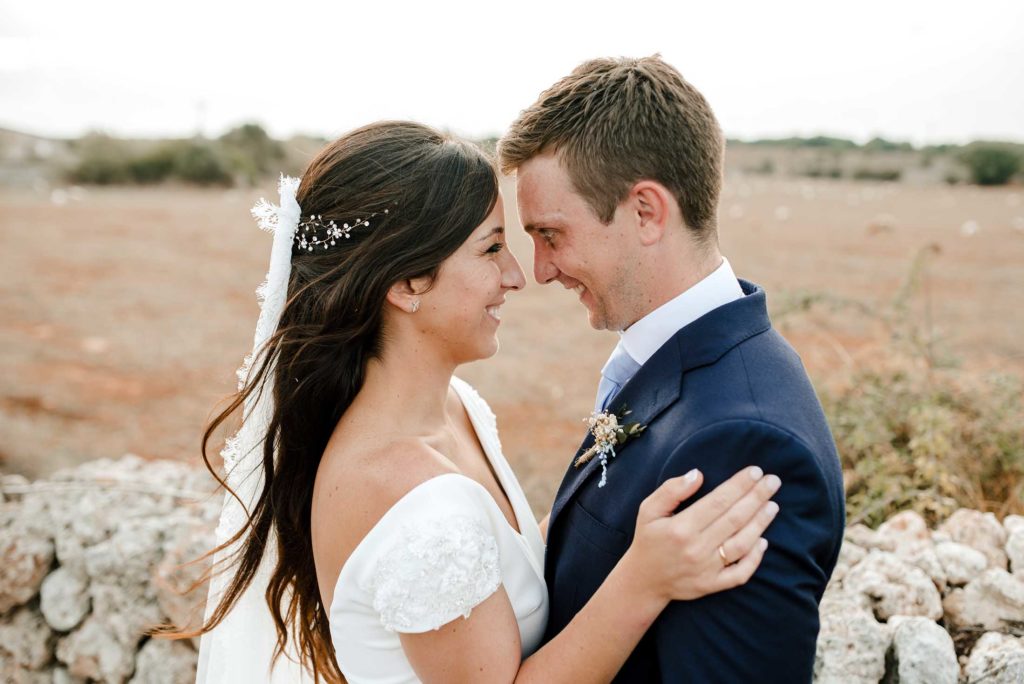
2, 177, 1022, 514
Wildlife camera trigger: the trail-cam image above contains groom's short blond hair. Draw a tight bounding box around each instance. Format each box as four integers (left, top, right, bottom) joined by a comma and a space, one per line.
498, 55, 724, 241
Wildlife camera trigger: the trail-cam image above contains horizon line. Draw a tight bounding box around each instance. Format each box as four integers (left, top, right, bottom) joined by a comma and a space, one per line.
1, 121, 1022, 150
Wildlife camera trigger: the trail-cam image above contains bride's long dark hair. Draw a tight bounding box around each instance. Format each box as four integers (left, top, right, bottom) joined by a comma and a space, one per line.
171, 121, 499, 681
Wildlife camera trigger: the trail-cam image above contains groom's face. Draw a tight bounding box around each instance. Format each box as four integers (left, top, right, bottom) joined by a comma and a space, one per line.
515, 153, 638, 331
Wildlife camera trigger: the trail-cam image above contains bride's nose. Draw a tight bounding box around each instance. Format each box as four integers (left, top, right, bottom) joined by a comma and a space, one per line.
501, 249, 526, 291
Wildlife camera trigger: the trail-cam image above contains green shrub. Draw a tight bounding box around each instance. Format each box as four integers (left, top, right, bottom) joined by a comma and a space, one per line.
863, 137, 914, 152
777, 245, 1023, 526
922, 143, 960, 155
802, 136, 858, 150
852, 168, 902, 181
743, 136, 858, 150
169, 141, 233, 186
800, 167, 842, 179
219, 123, 285, 185
67, 134, 134, 185
960, 144, 1022, 186
67, 135, 233, 186
823, 368, 1023, 527
70, 156, 131, 185
127, 147, 176, 184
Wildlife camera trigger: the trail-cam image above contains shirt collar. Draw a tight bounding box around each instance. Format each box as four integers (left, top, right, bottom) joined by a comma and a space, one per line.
617, 257, 744, 366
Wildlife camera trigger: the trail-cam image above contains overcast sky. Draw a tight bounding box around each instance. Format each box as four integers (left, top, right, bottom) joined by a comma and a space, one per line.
2, 0, 1023, 145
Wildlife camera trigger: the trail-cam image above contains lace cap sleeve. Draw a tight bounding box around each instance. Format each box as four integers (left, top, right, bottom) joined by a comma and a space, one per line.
363, 479, 502, 633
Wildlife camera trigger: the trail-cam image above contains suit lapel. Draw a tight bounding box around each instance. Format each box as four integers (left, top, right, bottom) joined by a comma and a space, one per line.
547, 339, 682, 533
546, 280, 772, 547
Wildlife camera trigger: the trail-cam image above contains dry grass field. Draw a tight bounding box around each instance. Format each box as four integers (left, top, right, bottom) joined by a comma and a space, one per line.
2, 175, 1022, 515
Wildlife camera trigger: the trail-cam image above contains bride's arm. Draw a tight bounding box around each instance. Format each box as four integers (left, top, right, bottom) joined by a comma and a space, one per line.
400, 467, 780, 684
538, 511, 550, 542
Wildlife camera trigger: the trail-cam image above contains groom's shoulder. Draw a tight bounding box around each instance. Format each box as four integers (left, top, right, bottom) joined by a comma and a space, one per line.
683, 324, 810, 405
669, 326, 831, 449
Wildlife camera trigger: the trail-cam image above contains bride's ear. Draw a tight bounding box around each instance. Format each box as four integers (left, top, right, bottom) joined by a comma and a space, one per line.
386, 277, 430, 314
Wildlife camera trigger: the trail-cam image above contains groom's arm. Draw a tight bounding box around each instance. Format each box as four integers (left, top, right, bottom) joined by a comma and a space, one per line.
651, 420, 840, 683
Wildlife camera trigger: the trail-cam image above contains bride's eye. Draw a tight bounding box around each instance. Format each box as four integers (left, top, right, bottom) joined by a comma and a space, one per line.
486, 242, 505, 254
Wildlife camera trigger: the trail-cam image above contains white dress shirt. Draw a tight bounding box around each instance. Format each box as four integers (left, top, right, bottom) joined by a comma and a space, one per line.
611, 256, 745, 369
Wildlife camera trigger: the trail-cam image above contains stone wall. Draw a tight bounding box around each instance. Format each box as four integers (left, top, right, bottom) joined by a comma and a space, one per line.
817, 509, 1024, 683
2, 456, 1023, 683
1, 456, 218, 683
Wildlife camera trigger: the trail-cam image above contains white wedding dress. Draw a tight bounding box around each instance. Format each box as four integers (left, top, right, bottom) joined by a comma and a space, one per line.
328, 376, 549, 683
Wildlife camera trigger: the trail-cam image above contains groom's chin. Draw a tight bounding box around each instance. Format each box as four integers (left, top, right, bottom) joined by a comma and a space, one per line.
585, 311, 609, 332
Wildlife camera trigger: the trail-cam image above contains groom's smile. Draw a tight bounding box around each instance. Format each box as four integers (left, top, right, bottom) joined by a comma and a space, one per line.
515, 152, 642, 332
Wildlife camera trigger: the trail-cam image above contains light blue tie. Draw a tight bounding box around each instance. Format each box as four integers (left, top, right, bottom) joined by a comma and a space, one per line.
595, 344, 642, 412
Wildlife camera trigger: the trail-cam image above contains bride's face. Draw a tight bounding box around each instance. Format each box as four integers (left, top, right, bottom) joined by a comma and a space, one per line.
419, 194, 526, 363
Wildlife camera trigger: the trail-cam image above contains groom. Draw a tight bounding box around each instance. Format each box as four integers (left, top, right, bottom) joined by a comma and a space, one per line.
498, 56, 845, 682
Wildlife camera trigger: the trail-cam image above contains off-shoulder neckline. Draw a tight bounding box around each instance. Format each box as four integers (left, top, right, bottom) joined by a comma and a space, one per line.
331, 379, 534, 594
332, 473, 527, 593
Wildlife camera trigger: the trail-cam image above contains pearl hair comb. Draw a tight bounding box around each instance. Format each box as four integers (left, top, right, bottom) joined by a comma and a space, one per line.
294, 208, 391, 252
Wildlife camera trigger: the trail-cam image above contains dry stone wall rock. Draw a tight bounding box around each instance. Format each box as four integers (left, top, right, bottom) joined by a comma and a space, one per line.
814, 592, 891, 683
0, 456, 217, 683
0, 528, 54, 614
883, 616, 959, 684
2, 456, 1023, 683
943, 568, 1024, 632
935, 540, 989, 586
818, 508, 1024, 683
39, 568, 89, 632
842, 550, 944, 620
963, 632, 1024, 683
938, 508, 1009, 570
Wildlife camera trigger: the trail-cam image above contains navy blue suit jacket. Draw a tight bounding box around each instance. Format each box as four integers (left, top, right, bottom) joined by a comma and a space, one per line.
542, 280, 845, 683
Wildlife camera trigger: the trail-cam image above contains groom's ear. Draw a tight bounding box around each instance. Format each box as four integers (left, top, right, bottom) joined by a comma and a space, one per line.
630, 180, 674, 247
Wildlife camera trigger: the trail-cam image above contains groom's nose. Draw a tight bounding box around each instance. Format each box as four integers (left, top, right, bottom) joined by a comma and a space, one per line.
532, 245, 560, 285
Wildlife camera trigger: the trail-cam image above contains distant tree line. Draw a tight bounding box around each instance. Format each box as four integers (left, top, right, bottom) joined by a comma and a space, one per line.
66, 124, 293, 187
63, 126, 1023, 187
728, 136, 1022, 185
957, 144, 1023, 186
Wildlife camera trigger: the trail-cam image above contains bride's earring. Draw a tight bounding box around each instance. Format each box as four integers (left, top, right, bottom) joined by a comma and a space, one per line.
410, 299, 420, 313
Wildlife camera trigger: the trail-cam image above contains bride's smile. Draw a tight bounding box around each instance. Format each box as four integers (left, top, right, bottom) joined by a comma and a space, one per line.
406, 193, 525, 364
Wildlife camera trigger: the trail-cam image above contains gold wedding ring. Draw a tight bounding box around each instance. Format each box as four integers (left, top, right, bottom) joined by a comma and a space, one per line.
717, 544, 729, 566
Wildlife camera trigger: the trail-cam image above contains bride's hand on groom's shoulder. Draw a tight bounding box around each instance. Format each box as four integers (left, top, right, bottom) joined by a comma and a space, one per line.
623, 466, 781, 603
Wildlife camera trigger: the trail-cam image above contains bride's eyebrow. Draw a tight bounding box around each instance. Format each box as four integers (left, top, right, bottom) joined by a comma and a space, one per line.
475, 227, 505, 241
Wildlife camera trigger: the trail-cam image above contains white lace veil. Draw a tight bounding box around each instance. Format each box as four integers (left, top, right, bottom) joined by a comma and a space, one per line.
196, 175, 314, 683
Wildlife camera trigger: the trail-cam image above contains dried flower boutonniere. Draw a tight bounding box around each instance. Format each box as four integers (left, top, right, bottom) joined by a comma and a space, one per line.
574, 407, 647, 488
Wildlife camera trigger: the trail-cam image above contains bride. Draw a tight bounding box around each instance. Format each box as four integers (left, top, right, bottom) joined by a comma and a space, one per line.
186, 121, 781, 683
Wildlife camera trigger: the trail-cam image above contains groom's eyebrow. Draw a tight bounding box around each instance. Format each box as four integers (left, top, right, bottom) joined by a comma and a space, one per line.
522, 213, 561, 233
476, 226, 505, 241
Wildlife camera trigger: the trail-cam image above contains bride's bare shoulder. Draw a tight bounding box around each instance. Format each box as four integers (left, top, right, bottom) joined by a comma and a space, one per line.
312, 436, 457, 605
317, 435, 453, 519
